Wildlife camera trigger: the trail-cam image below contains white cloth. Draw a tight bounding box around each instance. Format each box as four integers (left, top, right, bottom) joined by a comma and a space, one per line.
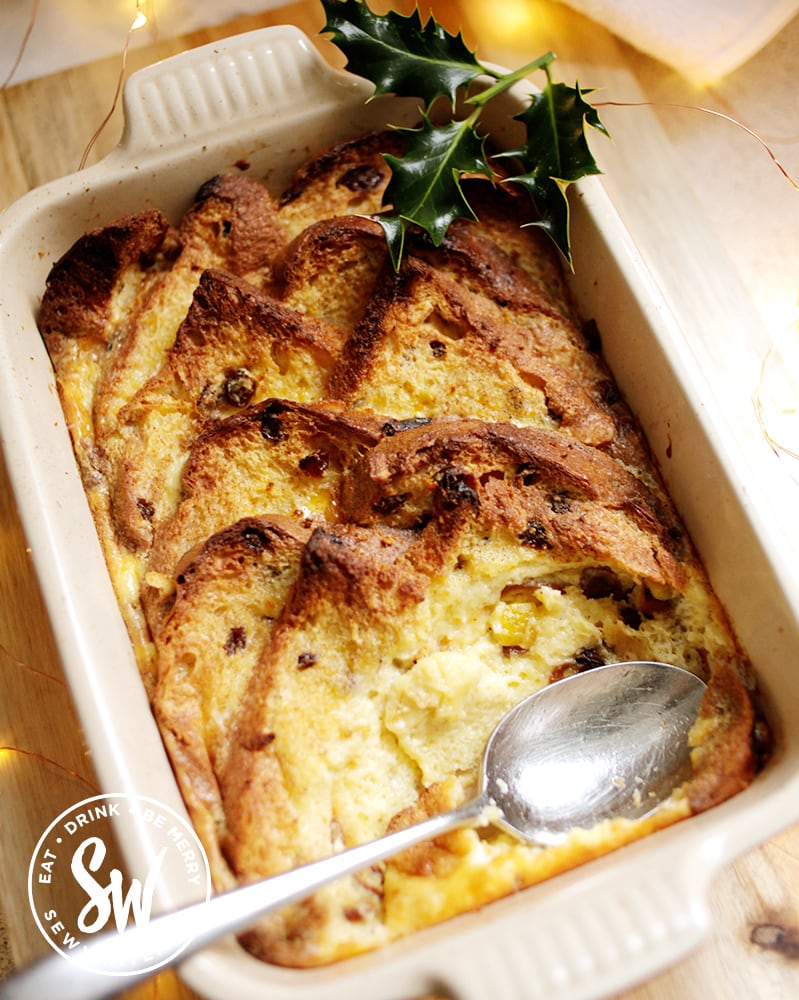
6, 1, 798, 87
0, 1, 285, 85
556, 0, 799, 83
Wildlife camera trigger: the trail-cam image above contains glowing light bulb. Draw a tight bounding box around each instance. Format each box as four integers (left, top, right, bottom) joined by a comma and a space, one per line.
465, 0, 554, 50
132, 3, 147, 31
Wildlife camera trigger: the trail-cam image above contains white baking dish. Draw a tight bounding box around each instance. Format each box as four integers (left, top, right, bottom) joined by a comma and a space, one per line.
1, 24, 799, 1000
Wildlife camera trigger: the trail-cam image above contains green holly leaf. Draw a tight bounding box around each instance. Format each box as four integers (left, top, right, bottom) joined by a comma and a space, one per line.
503, 80, 610, 264
320, 0, 483, 106
378, 113, 494, 266
382, 114, 494, 240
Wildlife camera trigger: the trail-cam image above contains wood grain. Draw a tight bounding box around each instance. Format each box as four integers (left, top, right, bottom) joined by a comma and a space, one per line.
1, 3, 797, 998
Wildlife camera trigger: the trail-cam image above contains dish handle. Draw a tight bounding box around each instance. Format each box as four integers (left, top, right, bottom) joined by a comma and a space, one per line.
436, 852, 713, 1000
108, 25, 362, 165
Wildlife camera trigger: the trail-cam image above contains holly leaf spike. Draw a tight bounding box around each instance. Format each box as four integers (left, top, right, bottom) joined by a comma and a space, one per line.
503, 79, 610, 266
374, 215, 409, 272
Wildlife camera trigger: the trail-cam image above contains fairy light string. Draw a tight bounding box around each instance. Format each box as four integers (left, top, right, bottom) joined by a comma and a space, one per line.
0, 640, 98, 794
593, 99, 799, 190
0, 0, 39, 90
0, 746, 98, 794
78, 1, 151, 169
593, 98, 799, 463
0, 638, 65, 686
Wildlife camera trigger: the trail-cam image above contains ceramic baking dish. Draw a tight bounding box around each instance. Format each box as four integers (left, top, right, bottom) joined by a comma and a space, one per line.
1, 24, 799, 1000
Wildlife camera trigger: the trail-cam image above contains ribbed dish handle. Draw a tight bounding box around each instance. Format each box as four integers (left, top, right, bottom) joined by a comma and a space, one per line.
436, 855, 713, 1000
109, 25, 361, 163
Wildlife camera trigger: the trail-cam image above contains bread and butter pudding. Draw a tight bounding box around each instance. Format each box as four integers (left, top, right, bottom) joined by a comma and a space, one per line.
39, 131, 762, 968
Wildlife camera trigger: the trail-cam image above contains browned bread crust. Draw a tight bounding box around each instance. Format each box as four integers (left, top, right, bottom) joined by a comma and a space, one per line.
154, 514, 312, 888
91, 172, 287, 435
142, 399, 389, 631
110, 269, 341, 553
277, 129, 407, 238
414, 179, 576, 319
328, 252, 621, 449
277, 215, 390, 336
39, 210, 173, 347
339, 417, 687, 591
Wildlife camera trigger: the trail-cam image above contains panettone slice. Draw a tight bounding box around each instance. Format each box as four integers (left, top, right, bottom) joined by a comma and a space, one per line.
142, 399, 390, 633
153, 514, 312, 889
93, 173, 287, 441
340, 416, 682, 577
218, 521, 428, 967
412, 180, 577, 321
277, 215, 389, 337
276, 130, 407, 239
329, 253, 619, 447
110, 268, 341, 554
38, 210, 174, 523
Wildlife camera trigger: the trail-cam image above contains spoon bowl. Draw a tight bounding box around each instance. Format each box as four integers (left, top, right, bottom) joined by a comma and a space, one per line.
483, 660, 706, 844
0, 660, 706, 1000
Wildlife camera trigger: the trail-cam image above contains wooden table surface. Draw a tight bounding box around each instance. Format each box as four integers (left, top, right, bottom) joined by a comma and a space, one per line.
1, 2, 798, 998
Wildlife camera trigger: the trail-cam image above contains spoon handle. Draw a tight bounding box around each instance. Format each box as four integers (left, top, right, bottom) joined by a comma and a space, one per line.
0, 796, 488, 1000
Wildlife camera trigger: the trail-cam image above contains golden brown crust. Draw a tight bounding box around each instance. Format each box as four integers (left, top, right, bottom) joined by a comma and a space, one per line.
687, 660, 757, 811
141, 399, 388, 632
39, 210, 172, 347
412, 181, 576, 320
184, 172, 288, 285
109, 268, 342, 554
277, 215, 389, 336
154, 515, 312, 888
277, 129, 407, 238
93, 172, 287, 431
340, 417, 688, 592
328, 254, 624, 452
169, 267, 342, 415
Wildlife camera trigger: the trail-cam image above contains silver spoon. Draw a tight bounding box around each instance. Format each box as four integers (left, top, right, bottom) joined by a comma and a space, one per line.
1, 660, 706, 1000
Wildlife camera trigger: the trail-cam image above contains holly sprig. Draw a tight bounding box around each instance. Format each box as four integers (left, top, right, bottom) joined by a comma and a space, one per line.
320, 0, 609, 269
